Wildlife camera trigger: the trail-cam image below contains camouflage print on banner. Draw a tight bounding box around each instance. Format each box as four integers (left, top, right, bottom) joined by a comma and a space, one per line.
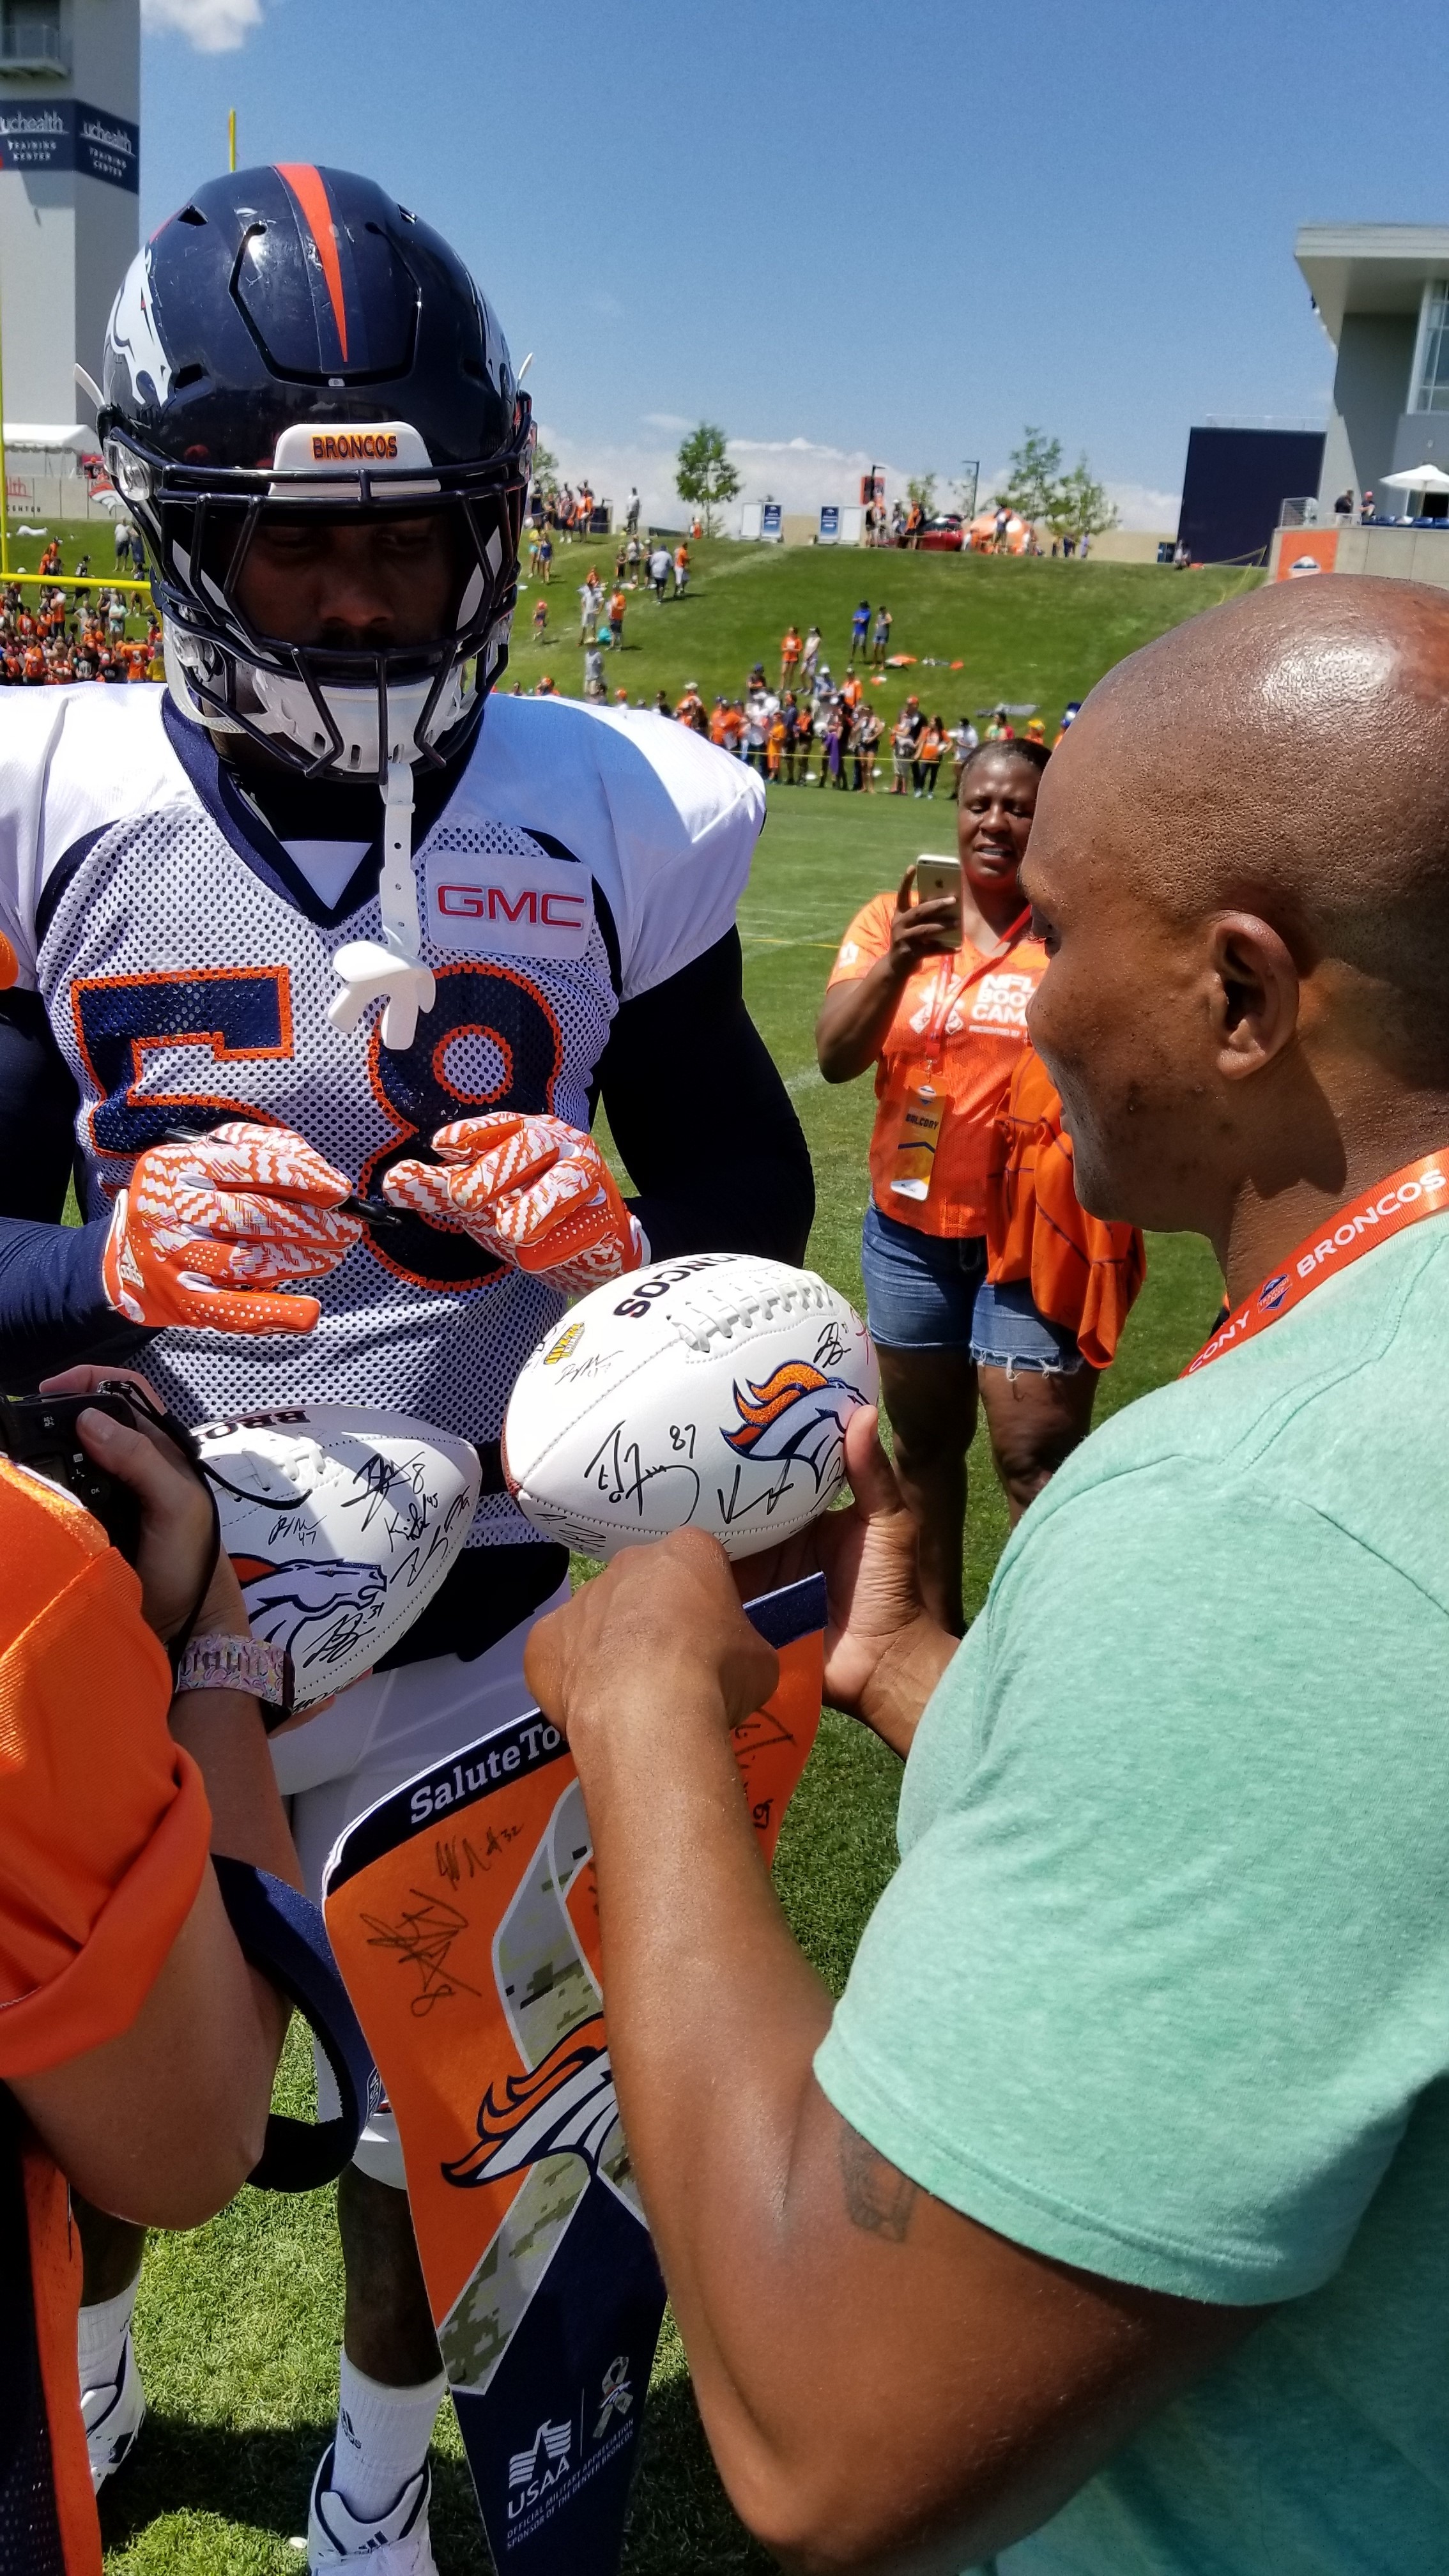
323, 1572, 826, 2576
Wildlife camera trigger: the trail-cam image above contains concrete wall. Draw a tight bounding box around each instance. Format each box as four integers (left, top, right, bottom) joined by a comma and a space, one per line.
1317, 312, 1416, 509
1268, 521, 1449, 587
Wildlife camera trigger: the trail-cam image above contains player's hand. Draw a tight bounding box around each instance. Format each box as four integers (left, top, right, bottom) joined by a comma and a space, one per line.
525, 1528, 779, 1751
102, 1121, 362, 1336
383, 1112, 645, 1296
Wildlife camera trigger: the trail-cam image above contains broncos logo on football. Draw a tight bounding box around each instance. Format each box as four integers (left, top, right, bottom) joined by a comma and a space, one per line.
723, 1360, 860, 1491
233, 1554, 388, 1678
442, 2014, 619, 2190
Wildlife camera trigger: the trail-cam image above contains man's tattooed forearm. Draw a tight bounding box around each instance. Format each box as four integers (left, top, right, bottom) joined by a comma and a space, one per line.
838, 2128, 919, 2242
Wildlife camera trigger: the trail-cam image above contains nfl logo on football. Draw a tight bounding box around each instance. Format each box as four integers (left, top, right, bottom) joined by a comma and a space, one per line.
1257, 1273, 1290, 1314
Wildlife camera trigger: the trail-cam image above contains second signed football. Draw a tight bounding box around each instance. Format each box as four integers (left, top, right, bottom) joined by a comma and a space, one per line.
502, 1254, 878, 1561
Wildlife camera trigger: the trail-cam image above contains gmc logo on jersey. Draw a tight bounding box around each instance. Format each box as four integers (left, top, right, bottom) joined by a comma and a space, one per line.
425, 845, 594, 963
436, 884, 588, 928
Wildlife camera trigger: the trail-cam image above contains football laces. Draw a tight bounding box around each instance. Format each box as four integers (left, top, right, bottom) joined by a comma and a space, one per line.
672, 1275, 829, 1353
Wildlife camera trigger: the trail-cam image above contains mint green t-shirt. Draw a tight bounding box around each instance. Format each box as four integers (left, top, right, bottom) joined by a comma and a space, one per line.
815, 1220, 1449, 2575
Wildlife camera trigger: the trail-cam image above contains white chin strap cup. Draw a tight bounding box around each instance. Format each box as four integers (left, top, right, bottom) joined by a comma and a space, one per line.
329, 760, 436, 1052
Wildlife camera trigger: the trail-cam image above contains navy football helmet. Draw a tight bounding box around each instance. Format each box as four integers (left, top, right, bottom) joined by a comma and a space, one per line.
96, 164, 533, 788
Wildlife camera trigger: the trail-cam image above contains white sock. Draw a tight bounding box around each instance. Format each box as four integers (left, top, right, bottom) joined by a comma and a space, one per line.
332, 2356, 446, 2521
77, 2280, 138, 2396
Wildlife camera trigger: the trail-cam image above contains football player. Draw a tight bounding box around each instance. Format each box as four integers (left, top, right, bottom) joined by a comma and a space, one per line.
0, 165, 811, 2575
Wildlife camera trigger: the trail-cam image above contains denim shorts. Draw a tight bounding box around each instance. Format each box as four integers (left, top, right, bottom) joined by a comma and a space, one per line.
861, 1200, 1084, 1373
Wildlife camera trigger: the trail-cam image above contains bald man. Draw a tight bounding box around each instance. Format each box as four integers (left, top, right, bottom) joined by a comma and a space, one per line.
524, 576, 1449, 2573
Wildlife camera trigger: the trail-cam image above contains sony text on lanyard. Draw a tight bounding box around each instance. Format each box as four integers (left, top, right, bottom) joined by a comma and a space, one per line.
1183, 1150, 1449, 1377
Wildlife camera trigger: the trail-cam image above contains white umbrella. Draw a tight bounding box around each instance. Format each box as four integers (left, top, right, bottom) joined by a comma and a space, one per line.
1379, 464, 1449, 492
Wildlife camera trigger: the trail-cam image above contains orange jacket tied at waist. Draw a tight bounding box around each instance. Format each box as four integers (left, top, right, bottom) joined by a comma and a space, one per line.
986, 1048, 1145, 1368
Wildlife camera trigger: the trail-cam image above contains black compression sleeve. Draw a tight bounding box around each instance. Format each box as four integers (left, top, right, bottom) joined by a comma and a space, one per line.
596, 930, 814, 1264
0, 989, 78, 1222
0, 989, 151, 1389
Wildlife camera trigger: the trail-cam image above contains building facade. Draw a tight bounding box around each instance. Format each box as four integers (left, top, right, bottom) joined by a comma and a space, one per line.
1298, 224, 1449, 516
0, 0, 138, 427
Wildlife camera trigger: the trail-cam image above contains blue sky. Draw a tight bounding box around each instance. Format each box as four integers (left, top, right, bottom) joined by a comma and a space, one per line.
140, 0, 1449, 527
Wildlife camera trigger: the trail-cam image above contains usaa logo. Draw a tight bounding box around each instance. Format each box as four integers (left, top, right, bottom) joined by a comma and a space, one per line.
1257, 1273, 1289, 1314
507, 2418, 572, 2511
544, 1322, 585, 1365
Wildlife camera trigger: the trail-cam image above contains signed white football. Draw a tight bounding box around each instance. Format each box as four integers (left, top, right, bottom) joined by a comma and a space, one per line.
193, 1402, 482, 1708
502, 1254, 878, 1561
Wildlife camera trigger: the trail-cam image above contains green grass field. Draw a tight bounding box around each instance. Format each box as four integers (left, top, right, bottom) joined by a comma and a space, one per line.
96, 564, 1231, 2572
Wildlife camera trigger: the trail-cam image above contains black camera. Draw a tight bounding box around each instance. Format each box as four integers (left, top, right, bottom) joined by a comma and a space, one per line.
0, 1390, 144, 1562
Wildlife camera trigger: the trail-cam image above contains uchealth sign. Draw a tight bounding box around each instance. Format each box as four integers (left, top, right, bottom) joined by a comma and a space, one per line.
425, 847, 595, 963
0, 99, 139, 192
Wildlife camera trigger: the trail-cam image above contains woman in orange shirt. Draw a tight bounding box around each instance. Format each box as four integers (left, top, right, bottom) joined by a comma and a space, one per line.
816, 740, 1098, 1629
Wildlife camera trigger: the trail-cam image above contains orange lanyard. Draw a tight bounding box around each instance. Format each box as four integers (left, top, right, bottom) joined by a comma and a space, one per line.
921, 904, 1032, 1065
1183, 1149, 1449, 1376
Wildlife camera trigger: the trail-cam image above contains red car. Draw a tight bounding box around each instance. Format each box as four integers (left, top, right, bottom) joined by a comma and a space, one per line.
917, 514, 965, 552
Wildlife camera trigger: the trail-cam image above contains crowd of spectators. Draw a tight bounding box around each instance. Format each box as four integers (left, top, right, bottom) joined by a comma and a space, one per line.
0, 540, 159, 686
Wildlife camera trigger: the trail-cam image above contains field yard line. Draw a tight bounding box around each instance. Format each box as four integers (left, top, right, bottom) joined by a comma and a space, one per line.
742, 935, 841, 953
786, 1063, 825, 1096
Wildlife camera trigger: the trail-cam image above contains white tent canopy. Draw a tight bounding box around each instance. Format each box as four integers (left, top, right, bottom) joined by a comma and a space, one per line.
1379, 463, 1449, 493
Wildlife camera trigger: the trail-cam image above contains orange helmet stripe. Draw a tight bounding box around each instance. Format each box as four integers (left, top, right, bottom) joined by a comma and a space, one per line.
276, 162, 349, 364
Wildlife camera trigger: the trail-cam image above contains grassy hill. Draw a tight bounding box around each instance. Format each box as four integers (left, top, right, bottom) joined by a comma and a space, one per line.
515, 533, 1259, 730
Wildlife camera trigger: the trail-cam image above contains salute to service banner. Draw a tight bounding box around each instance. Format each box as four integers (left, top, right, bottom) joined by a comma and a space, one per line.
324, 1572, 827, 2575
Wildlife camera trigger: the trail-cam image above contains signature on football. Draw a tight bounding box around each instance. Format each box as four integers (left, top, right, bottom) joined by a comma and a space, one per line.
583, 1422, 702, 1522
339, 1448, 441, 1547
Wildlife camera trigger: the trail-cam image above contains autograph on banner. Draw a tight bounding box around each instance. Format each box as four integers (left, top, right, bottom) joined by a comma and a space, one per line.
323, 1571, 826, 2576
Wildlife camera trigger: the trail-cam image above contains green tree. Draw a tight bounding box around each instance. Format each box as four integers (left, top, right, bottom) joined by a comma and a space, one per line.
993, 427, 1064, 528
530, 436, 560, 496
1049, 456, 1119, 543
675, 422, 741, 536
907, 472, 938, 516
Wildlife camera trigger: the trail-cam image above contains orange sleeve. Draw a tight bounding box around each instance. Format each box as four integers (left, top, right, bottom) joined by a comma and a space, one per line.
985, 1049, 1146, 1367
0, 1469, 211, 2080
827, 891, 896, 986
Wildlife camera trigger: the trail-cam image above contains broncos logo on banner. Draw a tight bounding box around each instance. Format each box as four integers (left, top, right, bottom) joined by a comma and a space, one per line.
443, 2014, 619, 2190
723, 1360, 860, 1490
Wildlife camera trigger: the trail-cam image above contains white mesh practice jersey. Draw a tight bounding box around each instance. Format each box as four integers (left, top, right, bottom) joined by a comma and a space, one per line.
0, 686, 764, 1545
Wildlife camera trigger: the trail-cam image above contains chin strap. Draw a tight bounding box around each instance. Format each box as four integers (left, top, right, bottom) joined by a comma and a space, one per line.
328, 759, 438, 1052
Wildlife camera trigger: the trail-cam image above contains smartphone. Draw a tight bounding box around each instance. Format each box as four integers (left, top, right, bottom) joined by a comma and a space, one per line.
913, 853, 963, 944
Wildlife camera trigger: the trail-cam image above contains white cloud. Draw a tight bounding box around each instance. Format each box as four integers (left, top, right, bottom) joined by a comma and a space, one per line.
1103, 481, 1181, 532
141, 0, 264, 52
726, 435, 908, 512
537, 420, 1169, 534
535, 424, 914, 531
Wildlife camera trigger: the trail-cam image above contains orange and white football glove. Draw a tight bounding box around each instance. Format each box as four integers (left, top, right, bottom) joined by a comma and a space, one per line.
102, 1120, 362, 1335
383, 1112, 645, 1297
